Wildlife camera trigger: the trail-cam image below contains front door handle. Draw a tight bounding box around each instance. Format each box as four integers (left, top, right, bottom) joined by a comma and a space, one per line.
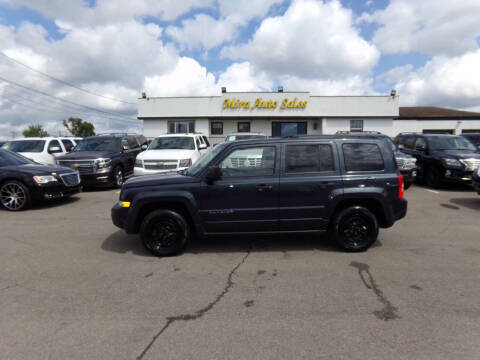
256, 184, 272, 192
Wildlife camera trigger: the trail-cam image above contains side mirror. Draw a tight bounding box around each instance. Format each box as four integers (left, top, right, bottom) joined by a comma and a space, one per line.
205, 166, 222, 184
398, 144, 405, 150
48, 146, 62, 154
199, 143, 207, 150
122, 145, 129, 151
141, 144, 148, 150
416, 144, 426, 152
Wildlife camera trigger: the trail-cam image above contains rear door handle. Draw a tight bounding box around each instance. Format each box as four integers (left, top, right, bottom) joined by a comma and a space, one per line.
256, 184, 273, 192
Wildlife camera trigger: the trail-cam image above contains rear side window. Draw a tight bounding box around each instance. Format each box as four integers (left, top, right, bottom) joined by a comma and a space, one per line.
61, 139, 74, 151
343, 143, 384, 171
286, 144, 334, 173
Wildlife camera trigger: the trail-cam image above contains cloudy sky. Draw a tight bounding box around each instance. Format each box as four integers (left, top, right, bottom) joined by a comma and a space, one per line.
1, 0, 480, 140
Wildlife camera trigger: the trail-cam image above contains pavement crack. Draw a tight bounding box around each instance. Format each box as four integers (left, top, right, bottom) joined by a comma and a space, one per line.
136, 250, 251, 360
350, 261, 400, 321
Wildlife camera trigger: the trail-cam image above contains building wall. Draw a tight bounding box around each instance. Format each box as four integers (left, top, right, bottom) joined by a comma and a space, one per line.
322, 118, 394, 135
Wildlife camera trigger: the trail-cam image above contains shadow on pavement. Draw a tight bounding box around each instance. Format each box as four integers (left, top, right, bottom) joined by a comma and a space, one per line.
102, 230, 383, 257
30, 195, 81, 210
449, 197, 480, 211
412, 182, 474, 192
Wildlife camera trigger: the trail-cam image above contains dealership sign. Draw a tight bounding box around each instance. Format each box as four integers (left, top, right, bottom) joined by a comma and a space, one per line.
223, 97, 307, 110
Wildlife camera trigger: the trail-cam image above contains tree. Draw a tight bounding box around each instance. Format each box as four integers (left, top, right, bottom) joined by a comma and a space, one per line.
22, 124, 49, 137
62, 117, 95, 137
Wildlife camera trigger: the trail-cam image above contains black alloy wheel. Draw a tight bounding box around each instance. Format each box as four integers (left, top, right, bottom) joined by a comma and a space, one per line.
113, 166, 124, 188
0, 181, 31, 211
140, 209, 190, 256
331, 206, 378, 252
425, 166, 441, 188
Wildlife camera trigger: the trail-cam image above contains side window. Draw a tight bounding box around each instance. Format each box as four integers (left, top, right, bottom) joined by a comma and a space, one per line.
203, 136, 210, 147
121, 138, 130, 149
128, 137, 139, 148
343, 143, 384, 172
404, 136, 415, 149
220, 146, 276, 177
211, 122, 223, 135
48, 140, 62, 153
286, 144, 334, 173
61, 139, 74, 151
414, 137, 427, 150
196, 137, 201, 149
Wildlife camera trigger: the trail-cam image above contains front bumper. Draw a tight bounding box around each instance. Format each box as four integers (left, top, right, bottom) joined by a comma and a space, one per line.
134, 166, 188, 176
443, 168, 475, 183
31, 183, 82, 202
472, 172, 480, 194
399, 168, 417, 183
111, 202, 130, 231
80, 171, 114, 186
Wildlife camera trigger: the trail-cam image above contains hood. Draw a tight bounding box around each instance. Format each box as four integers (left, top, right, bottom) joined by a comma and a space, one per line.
56, 151, 117, 160
123, 172, 197, 188
430, 150, 480, 159
138, 149, 195, 161
3, 164, 77, 176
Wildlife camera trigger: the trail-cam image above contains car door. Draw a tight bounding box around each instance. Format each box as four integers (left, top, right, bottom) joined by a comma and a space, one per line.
199, 144, 280, 233
278, 141, 342, 231
121, 137, 139, 175
410, 136, 428, 178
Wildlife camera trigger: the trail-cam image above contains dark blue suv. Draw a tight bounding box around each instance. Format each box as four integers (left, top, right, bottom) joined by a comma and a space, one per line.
112, 135, 407, 256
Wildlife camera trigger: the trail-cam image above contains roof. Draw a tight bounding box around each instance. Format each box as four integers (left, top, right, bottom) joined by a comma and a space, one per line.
399, 107, 480, 119
153, 133, 206, 138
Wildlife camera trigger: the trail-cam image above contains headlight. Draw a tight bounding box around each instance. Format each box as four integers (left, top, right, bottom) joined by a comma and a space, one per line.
441, 158, 463, 168
135, 158, 143, 168
33, 175, 58, 184
179, 158, 192, 168
95, 158, 112, 169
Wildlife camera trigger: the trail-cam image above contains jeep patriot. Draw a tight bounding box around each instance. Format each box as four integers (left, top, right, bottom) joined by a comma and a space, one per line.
111, 135, 407, 256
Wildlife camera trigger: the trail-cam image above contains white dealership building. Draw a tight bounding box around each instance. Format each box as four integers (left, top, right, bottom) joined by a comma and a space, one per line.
137, 90, 480, 143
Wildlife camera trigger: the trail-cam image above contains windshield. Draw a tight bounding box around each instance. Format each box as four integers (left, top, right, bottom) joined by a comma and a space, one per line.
226, 135, 265, 142
186, 143, 225, 176
0, 150, 35, 166
3, 140, 46, 153
383, 137, 397, 152
428, 136, 477, 151
149, 137, 195, 150
463, 135, 480, 146
74, 138, 121, 152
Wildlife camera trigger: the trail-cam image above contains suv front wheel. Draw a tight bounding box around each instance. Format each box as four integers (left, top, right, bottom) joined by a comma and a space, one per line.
140, 209, 190, 256
330, 206, 379, 252
113, 166, 124, 188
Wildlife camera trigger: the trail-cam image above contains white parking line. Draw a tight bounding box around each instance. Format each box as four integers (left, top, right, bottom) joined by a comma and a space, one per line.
425, 189, 439, 194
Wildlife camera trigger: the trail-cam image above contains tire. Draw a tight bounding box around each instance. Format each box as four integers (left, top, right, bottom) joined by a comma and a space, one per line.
404, 181, 411, 190
0, 180, 31, 211
425, 166, 441, 188
330, 206, 379, 252
113, 166, 124, 188
140, 209, 190, 256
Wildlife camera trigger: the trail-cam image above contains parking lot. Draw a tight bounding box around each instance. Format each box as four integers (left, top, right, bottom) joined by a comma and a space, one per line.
1, 185, 480, 359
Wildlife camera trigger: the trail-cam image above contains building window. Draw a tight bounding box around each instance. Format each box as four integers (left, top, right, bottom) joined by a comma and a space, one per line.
211, 122, 223, 135
350, 120, 363, 132
168, 121, 195, 134
272, 122, 307, 137
237, 122, 251, 133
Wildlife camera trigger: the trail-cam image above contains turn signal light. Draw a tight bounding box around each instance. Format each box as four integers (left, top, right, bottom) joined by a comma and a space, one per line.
120, 201, 131, 208
398, 174, 404, 199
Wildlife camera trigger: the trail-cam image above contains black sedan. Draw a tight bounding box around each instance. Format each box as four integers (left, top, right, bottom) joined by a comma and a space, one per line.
0, 149, 81, 211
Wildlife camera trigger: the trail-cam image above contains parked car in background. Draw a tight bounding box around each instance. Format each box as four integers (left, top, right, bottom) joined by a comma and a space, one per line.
461, 133, 480, 150
395, 133, 480, 188
112, 134, 407, 256
0, 149, 81, 211
225, 132, 267, 142
2, 137, 69, 165
336, 131, 417, 189
134, 134, 210, 176
56, 134, 143, 188
0, 141, 6, 148
473, 167, 480, 194
59, 137, 83, 152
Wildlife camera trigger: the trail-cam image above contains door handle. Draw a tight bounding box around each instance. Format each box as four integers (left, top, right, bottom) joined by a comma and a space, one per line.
317, 181, 334, 189
256, 184, 272, 192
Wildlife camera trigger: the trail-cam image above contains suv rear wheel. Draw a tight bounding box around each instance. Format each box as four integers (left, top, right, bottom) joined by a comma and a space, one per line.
330, 206, 379, 252
140, 209, 190, 256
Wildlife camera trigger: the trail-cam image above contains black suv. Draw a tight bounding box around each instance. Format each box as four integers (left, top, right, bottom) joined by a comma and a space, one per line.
112, 135, 407, 256
395, 133, 480, 187
56, 134, 144, 188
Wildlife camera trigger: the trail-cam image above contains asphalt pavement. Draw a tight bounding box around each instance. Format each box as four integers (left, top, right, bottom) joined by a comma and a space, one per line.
1, 184, 480, 359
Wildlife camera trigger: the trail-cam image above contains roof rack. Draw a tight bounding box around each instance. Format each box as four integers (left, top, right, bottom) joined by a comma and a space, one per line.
335, 130, 383, 135
397, 132, 420, 135
95, 132, 140, 136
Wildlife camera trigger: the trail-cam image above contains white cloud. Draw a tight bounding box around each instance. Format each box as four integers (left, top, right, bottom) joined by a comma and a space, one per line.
280, 75, 375, 95
166, 0, 283, 50
376, 64, 413, 85
222, 0, 379, 78
360, 0, 480, 56
218, 62, 274, 92
394, 50, 480, 108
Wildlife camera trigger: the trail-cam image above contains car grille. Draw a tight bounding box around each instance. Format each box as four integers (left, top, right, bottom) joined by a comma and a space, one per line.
461, 158, 480, 171
396, 157, 416, 170
59, 172, 81, 187
143, 160, 178, 170
230, 157, 263, 168
57, 160, 95, 174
